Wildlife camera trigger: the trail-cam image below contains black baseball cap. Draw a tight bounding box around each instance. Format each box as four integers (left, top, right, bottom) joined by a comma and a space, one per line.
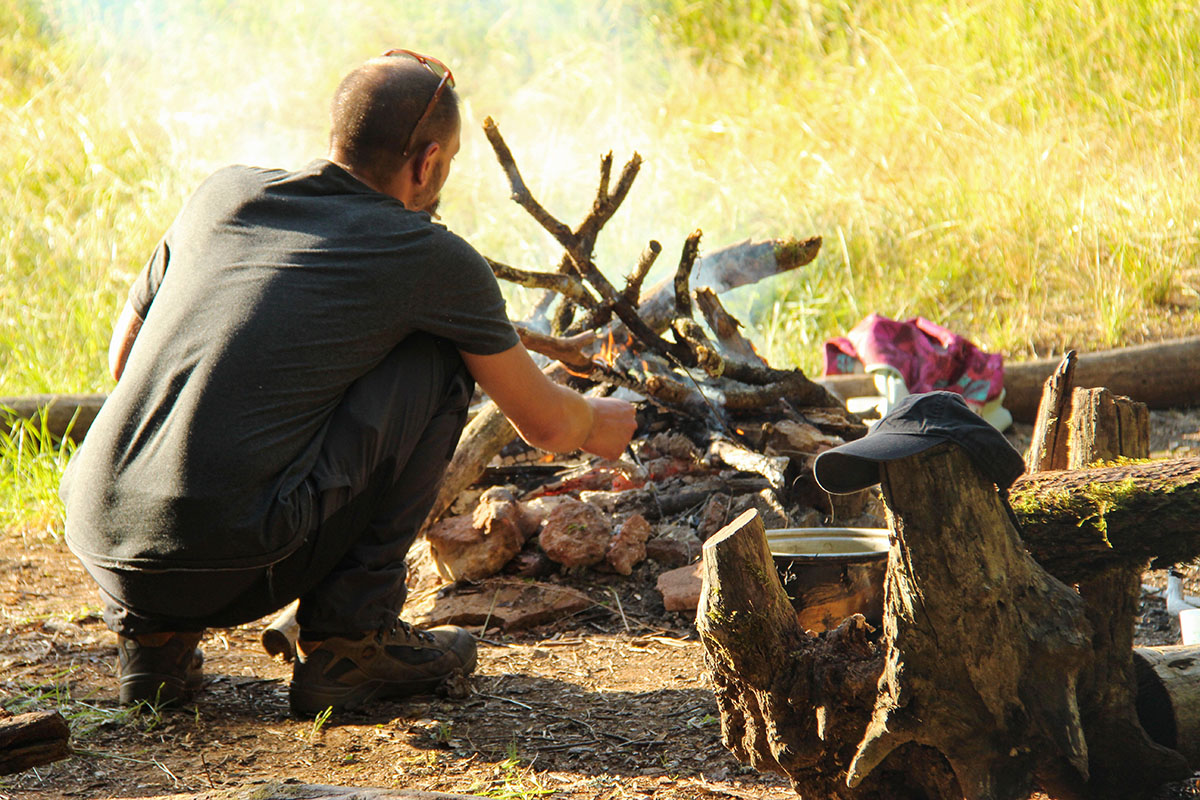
813, 391, 1026, 495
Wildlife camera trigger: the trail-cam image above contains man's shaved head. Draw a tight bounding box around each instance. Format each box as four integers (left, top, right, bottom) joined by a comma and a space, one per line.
329, 56, 460, 189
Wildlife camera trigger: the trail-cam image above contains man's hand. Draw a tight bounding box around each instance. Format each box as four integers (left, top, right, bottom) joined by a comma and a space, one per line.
460, 344, 637, 458
581, 396, 637, 460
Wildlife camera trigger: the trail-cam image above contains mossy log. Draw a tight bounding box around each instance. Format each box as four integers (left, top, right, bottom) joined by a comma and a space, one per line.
1010, 457, 1200, 583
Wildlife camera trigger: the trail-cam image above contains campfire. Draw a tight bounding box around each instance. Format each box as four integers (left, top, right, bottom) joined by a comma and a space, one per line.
415, 118, 875, 611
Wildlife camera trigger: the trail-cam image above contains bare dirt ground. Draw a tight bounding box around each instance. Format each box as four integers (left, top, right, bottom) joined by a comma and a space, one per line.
3, 409, 1200, 800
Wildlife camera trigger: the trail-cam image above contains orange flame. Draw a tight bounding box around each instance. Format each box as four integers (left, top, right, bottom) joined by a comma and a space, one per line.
597, 329, 619, 368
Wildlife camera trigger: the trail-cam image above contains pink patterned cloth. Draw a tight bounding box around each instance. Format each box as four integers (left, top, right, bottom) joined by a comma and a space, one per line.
823, 314, 1004, 407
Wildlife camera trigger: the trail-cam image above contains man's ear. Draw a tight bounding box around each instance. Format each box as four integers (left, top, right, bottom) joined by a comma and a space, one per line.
414, 141, 442, 187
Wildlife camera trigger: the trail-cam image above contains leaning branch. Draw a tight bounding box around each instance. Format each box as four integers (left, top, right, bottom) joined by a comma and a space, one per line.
513, 324, 599, 371
485, 257, 598, 309
483, 116, 577, 248
483, 117, 682, 363
674, 230, 702, 318
695, 287, 767, 366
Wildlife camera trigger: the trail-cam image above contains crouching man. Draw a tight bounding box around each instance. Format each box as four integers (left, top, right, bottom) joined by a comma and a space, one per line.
60, 50, 636, 716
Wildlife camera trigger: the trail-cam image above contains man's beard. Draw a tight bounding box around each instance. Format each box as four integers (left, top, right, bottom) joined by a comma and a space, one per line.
418, 160, 447, 217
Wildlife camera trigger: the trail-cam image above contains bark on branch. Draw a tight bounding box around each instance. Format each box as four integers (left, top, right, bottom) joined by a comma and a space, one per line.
484, 257, 597, 309
482, 116, 688, 363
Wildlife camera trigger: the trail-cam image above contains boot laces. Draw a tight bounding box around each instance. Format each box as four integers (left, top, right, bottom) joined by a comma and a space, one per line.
378, 619, 436, 644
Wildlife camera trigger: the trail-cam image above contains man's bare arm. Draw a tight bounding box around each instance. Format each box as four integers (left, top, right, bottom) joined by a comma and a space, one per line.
459, 344, 636, 461
108, 299, 144, 381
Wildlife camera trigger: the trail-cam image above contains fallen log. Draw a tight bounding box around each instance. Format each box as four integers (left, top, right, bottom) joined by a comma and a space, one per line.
1, 393, 105, 443
0, 710, 71, 775
819, 335, 1200, 424
1132, 645, 1200, 769
1010, 457, 1200, 583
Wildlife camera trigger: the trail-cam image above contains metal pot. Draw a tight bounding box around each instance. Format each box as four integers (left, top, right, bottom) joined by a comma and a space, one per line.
765, 527, 890, 633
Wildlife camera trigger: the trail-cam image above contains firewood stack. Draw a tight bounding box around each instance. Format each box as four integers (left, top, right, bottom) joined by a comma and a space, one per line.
420, 119, 872, 585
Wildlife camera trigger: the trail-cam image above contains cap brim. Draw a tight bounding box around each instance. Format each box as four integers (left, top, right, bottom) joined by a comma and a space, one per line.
813, 432, 945, 494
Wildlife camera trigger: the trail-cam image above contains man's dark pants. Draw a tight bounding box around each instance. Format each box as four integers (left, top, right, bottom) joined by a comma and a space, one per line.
80, 333, 473, 639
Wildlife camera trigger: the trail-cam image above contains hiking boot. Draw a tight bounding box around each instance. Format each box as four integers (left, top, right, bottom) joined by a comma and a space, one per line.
289, 621, 477, 716
117, 631, 205, 707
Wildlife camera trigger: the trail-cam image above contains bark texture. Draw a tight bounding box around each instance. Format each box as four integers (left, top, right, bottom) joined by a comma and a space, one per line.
0, 710, 71, 775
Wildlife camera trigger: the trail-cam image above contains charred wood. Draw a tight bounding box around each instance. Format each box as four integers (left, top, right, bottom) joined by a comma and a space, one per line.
674, 230, 702, 318
708, 438, 788, 493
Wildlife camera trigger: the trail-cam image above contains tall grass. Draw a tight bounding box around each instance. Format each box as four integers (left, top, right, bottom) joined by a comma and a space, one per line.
0, 411, 75, 541
2, 0, 1198, 529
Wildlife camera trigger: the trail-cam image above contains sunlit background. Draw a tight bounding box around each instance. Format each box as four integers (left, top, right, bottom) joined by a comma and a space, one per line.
5, 0, 1200, 396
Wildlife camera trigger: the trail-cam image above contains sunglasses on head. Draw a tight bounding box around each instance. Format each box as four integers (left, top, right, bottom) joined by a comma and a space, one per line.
381, 48, 456, 158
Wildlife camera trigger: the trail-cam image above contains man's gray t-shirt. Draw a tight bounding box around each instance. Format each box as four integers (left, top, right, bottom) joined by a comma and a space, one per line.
62, 159, 519, 571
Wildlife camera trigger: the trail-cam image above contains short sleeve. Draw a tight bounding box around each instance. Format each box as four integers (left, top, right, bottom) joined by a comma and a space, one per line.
128, 236, 171, 319
407, 232, 520, 355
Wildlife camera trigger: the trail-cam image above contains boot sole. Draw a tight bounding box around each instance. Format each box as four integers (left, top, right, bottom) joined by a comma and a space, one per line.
119, 672, 199, 707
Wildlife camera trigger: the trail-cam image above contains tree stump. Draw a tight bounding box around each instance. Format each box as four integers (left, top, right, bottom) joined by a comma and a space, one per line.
1066, 387, 1150, 468
1026, 351, 1077, 472
698, 444, 1200, 798
697, 509, 958, 799
848, 445, 1092, 800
